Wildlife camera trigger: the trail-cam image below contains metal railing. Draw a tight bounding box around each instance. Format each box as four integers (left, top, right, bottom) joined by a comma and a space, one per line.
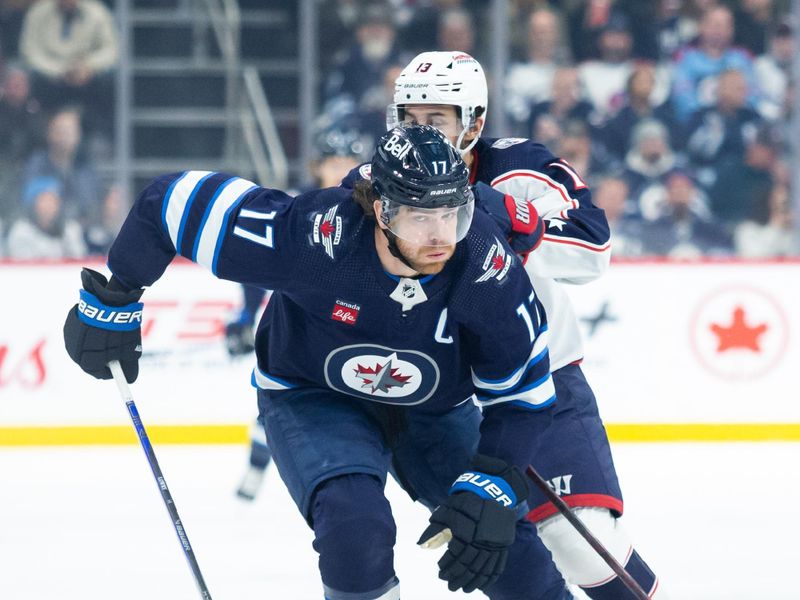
240, 67, 289, 188
201, 0, 287, 187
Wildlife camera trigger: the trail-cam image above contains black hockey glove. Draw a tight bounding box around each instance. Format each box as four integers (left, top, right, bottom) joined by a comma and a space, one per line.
418, 454, 529, 594
474, 182, 544, 256
224, 320, 255, 356
63, 268, 144, 383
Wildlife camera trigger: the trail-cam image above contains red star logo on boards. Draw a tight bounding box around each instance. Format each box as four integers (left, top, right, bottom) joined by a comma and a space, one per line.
491, 255, 505, 271
320, 220, 335, 237
709, 306, 768, 353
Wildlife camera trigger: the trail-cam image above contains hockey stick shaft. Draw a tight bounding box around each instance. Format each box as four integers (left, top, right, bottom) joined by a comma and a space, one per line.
109, 361, 213, 600
526, 465, 649, 600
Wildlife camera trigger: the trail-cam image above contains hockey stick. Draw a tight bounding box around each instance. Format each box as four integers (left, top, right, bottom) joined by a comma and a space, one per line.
525, 465, 649, 600
109, 360, 213, 600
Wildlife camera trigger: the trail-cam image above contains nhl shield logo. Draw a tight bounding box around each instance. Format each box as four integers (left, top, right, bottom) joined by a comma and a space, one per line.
312, 204, 343, 259
475, 237, 513, 283
690, 285, 788, 379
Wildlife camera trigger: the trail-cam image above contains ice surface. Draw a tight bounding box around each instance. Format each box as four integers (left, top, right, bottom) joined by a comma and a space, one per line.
1, 442, 798, 599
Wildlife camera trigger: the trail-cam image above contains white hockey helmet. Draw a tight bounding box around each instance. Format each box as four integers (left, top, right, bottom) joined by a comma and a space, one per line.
387, 51, 488, 156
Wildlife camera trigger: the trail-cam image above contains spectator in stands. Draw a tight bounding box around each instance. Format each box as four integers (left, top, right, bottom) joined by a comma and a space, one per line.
399, 0, 483, 56
504, 7, 570, 132
556, 119, 615, 185
528, 67, 596, 146
733, 0, 776, 56
622, 118, 680, 217
671, 4, 759, 122
591, 175, 646, 257
684, 68, 763, 189
323, 1, 403, 125
656, 0, 703, 61
19, 0, 118, 136
602, 63, 678, 161
734, 183, 798, 257
642, 168, 732, 257
0, 64, 42, 220
352, 62, 401, 142
755, 21, 793, 121
709, 123, 781, 232
436, 8, 476, 56
577, 10, 636, 119
5, 175, 86, 258
21, 106, 101, 224
83, 183, 126, 255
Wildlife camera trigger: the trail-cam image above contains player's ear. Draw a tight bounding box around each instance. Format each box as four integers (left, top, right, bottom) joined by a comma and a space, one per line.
373, 200, 388, 228
467, 116, 485, 140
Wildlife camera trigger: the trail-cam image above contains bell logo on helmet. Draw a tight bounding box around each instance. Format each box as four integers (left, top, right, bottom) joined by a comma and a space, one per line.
383, 133, 412, 160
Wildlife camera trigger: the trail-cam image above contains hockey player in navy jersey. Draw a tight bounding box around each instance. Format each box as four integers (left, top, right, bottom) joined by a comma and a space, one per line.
63, 125, 573, 600
373, 51, 665, 598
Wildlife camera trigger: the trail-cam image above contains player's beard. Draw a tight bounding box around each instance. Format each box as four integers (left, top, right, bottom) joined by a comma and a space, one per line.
395, 238, 455, 275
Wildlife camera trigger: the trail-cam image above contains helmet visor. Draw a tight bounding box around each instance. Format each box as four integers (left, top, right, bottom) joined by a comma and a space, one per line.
381, 198, 474, 247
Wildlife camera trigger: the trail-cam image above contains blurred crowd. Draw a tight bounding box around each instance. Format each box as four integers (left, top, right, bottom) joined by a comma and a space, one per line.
0, 0, 120, 259
318, 0, 799, 259
0, 0, 797, 259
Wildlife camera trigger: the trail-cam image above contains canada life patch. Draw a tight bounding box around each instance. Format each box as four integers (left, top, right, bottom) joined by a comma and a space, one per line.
475, 237, 512, 283
332, 300, 360, 325
312, 204, 342, 259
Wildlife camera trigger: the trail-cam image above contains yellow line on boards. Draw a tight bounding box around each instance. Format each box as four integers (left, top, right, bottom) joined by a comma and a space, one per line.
1, 423, 800, 446
606, 423, 800, 442
0, 424, 249, 446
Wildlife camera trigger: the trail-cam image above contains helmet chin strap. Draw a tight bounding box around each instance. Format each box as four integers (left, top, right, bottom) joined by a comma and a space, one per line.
381, 228, 422, 275
456, 120, 482, 157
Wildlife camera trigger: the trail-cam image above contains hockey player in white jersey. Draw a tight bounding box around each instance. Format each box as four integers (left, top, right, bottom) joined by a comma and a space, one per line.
383, 51, 666, 599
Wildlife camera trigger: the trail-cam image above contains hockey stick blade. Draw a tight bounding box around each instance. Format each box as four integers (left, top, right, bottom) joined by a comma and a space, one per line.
526, 465, 649, 600
109, 361, 213, 600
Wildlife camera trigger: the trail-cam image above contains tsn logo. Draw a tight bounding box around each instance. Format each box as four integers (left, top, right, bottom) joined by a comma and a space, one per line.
454, 472, 514, 507
383, 133, 412, 160
142, 299, 238, 341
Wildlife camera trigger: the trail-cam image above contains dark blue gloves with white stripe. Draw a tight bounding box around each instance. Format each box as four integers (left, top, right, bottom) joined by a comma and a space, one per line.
418, 454, 529, 593
63, 268, 144, 383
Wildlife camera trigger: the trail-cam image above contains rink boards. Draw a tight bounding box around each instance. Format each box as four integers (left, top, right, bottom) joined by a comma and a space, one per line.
0, 259, 798, 444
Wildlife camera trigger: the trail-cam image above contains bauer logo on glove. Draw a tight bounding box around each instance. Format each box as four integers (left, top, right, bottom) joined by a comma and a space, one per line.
78, 290, 143, 330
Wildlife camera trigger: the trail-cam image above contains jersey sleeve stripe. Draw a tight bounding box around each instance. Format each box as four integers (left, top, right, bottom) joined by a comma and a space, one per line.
252, 367, 297, 390
491, 170, 579, 210
542, 235, 611, 252
471, 326, 549, 390
162, 171, 213, 249
193, 177, 258, 272
477, 377, 556, 408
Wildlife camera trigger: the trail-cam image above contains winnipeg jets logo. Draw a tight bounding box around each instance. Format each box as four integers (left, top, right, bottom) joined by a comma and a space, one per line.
312, 204, 343, 259
354, 353, 412, 394
326, 345, 438, 404
475, 237, 512, 283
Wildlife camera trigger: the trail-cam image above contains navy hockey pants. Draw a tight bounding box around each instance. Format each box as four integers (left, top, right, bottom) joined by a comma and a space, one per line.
258, 387, 570, 600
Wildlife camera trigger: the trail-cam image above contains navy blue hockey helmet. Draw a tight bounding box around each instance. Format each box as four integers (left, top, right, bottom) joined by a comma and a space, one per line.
371, 125, 474, 246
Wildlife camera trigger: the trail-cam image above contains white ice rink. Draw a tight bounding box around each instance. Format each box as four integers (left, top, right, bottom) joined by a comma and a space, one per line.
2, 441, 799, 599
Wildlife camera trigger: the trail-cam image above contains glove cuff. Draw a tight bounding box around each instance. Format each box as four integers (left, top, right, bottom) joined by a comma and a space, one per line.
78, 289, 144, 331
450, 470, 519, 508
468, 454, 530, 503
